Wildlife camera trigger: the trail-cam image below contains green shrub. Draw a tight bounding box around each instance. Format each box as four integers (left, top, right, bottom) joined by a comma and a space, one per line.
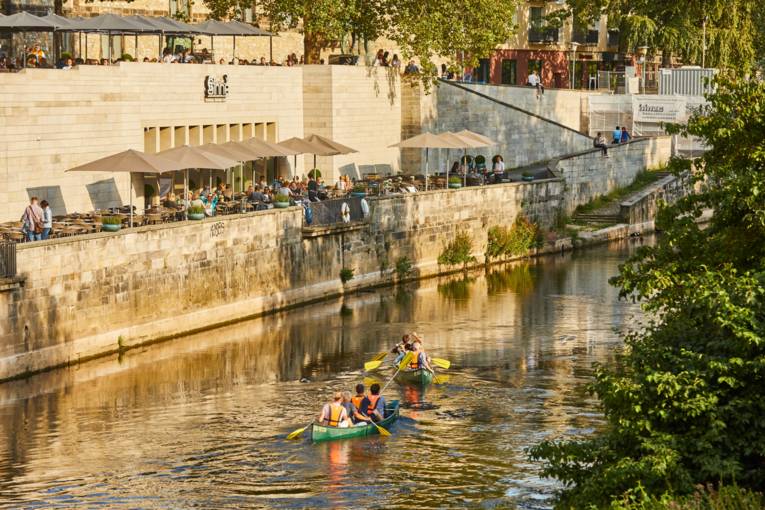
274, 193, 290, 203
61, 51, 72, 61
448, 175, 461, 184
437, 231, 476, 269
395, 257, 412, 278
609, 484, 764, 510
101, 216, 122, 225
485, 216, 542, 262
187, 205, 205, 215
339, 268, 354, 283
308, 168, 321, 178
120, 53, 134, 62
352, 184, 366, 193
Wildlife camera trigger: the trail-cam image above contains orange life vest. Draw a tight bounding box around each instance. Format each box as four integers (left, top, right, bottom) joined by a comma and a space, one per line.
325, 403, 344, 427
351, 395, 365, 410
408, 351, 422, 370
366, 395, 381, 416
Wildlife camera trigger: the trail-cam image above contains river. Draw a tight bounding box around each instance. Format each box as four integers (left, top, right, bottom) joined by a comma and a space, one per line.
0, 238, 650, 509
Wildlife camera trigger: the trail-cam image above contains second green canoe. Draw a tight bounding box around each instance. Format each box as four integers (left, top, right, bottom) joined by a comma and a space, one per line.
395, 368, 434, 386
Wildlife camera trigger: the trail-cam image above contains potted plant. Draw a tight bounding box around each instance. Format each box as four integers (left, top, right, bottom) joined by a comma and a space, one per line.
448, 176, 463, 189
101, 216, 122, 232
274, 193, 291, 208
350, 184, 367, 198
308, 168, 322, 179
187, 205, 206, 220
522, 171, 535, 182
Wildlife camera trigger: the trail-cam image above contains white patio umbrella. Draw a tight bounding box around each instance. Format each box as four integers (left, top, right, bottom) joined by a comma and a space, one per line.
66, 149, 187, 227
389, 132, 462, 191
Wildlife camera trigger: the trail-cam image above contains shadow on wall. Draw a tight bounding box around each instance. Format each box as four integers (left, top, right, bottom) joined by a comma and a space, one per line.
86, 178, 122, 211
365, 65, 399, 106
27, 186, 66, 216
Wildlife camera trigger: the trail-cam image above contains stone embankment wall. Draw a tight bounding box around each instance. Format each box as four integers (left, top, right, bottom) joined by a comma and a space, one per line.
619, 172, 690, 224
553, 136, 673, 214
0, 179, 564, 381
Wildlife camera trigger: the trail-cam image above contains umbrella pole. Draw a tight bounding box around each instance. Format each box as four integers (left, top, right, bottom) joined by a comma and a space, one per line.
425, 148, 429, 192
269, 36, 272, 64
134, 34, 138, 59
313, 154, 317, 177
209, 169, 212, 192
463, 148, 467, 187
233, 36, 236, 62
445, 148, 449, 189
128, 173, 133, 228
293, 154, 296, 181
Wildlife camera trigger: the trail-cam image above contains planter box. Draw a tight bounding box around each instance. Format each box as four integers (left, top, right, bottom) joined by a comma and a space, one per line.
274, 201, 290, 209
522, 176, 535, 182
448, 183, 463, 189
101, 223, 121, 232
351, 192, 367, 198
188, 213, 205, 220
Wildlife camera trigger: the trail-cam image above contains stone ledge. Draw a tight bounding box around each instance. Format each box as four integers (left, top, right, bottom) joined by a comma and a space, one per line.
0, 276, 25, 293
302, 221, 367, 238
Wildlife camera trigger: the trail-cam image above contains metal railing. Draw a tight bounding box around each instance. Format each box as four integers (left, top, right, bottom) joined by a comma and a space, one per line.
0, 241, 16, 278
305, 197, 366, 226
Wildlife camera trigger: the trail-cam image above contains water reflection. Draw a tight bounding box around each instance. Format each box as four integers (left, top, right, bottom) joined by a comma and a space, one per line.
0, 237, 650, 509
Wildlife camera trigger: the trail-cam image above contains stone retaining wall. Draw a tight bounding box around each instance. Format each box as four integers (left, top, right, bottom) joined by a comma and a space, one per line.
619, 173, 689, 224
0, 179, 564, 381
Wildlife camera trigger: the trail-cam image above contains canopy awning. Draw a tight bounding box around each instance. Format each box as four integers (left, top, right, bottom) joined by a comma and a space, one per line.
65, 149, 186, 174
303, 133, 358, 155
71, 13, 156, 33
389, 132, 464, 149
156, 145, 239, 170
0, 11, 55, 31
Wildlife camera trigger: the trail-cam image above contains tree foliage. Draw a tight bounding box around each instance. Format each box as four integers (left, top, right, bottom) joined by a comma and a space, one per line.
529, 77, 765, 507
207, 0, 517, 73
562, 0, 758, 69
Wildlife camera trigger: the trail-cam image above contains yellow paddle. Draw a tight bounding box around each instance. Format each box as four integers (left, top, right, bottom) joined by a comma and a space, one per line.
431, 358, 451, 370
434, 374, 450, 385
361, 413, 391, 436
286, 421, 313, 440
363, 351, 390, 371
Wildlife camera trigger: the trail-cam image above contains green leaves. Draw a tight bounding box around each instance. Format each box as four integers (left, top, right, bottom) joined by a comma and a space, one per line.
531, 78, 765, 507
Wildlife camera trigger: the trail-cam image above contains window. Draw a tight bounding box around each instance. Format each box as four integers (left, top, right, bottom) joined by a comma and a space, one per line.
501, 59, 517, 85
169, 0, 190, 19
476, 58, 490, 83
528, 59, 543, 75
529, 6, 558, 43
607, 29, 619, 47
572, 18, 599, 44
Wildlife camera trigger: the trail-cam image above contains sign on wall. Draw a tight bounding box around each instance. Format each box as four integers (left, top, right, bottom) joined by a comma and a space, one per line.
632, 96, 687, 123
204, 75, 229, 101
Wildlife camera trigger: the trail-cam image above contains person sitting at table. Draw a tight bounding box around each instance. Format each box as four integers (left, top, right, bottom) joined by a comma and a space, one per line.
248, 185, 268, 203
201, 191, 218, 216
190, 192, 204, 209
163, 192, 178, 209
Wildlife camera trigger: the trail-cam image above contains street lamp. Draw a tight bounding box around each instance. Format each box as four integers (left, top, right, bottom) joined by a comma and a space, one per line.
569, 41, 579, 89
637, 45, 649, 94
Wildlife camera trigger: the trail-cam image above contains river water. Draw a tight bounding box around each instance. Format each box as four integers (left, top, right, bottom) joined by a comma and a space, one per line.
0, 238, 649, 509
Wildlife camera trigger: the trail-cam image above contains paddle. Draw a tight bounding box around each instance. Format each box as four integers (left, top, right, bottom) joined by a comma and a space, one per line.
363, 351, 390, 371
361, 413, 391, 436
286, 421, 313, 440
431, 358, 451, 370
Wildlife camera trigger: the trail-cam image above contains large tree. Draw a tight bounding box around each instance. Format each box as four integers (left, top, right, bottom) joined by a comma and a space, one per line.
203, 0, 517, 74
562, 0, 758, 69
529, 77, 765, 507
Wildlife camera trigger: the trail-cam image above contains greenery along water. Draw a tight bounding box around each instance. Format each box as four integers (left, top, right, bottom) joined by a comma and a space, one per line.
0, 239, 649, 509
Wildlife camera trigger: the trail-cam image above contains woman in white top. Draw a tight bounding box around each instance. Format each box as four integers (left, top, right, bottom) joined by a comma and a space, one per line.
40, 200, 53, 240
491, 155, 505, 183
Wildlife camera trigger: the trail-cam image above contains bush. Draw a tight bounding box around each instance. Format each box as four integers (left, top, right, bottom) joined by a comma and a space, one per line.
101, 216, 122, 225
395, 257, 412, 279
448, 176, 461, 184
437, 231, 476, 269
610, 484, 764, 510
121, 53, 134, 62
352, 184, 366, 193
339, 268, 354, 283
308, 168, 321, 178
187, 205, 205, 215
61, 51, 72, 61
274, 193, 290, 203
485, 216, 542, 262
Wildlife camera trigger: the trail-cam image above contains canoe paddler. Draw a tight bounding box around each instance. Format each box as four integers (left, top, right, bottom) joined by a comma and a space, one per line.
392, 334, 412, 365
319, 391, 350, 428
350, 384, 372, 426
359, 383, 386, 422
408, 340, 434, 372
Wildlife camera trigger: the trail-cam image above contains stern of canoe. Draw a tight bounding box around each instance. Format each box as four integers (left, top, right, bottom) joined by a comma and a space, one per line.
395, 368, 434, 386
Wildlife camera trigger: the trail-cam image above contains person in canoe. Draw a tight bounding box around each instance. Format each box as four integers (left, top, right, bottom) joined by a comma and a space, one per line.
359, 383, 386, 422
392, 334, 412, 365
341, 390, 366, 427
319, 392, 350, 428
408, 340, 434, 373
349, 384, 373, 426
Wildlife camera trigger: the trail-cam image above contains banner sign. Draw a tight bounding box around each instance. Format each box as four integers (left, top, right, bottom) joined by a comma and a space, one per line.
632, 96, 686, 123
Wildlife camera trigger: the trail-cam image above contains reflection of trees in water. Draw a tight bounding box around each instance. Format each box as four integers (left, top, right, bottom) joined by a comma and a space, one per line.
486, 263, 536, 296
437, 275, 475, 305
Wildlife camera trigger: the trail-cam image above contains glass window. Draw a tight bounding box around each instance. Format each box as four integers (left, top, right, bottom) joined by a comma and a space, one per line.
501, 59, 517, 85
528, 59, 543, 75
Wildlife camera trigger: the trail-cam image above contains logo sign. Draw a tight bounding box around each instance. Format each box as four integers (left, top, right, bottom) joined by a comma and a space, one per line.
204, 75, 229, 101
632, 96, 686, 123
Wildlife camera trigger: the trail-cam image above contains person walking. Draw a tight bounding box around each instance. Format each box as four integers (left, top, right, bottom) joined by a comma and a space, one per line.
40, 200, 52, 240
21, 197, 44, 242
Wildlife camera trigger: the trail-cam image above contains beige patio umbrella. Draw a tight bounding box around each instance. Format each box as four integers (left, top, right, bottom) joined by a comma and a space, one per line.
390, 132, 463, 191
451, 130, 497, 186
66, 149, 187, 228
242, 137, 300, 182
439, 132, 494, 187
199, 142, 260, 192
157, 145, 238, 219
279, 134, 357, 179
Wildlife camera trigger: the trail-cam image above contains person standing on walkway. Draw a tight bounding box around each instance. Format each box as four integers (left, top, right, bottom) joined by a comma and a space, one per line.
21, 197, 44, 242
40, 200, 52, 240
612, 126, 622, 144
492, 155, 505, 183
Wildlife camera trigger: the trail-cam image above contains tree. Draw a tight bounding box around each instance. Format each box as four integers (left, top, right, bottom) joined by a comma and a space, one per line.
528, 77, 765, 508
562, 0, 758, 70
207, 0, 517, 74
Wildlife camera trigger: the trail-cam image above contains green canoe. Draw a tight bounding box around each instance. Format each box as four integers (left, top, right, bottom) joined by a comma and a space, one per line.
311, 400, 400, 443
395, 368, 434, 386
